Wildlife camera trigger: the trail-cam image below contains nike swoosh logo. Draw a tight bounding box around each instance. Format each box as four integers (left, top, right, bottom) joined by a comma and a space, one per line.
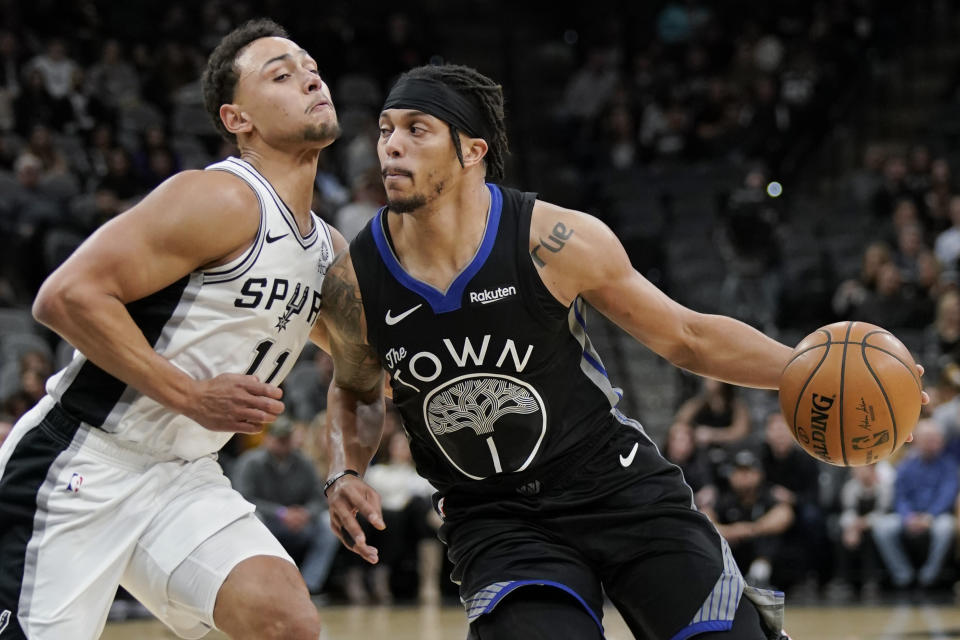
265, 231, 289, 243
385, 304, 422, 325
619, 442, 639, 468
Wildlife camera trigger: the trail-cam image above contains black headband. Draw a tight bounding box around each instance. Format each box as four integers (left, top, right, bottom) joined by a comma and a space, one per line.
383, 76, 490, 140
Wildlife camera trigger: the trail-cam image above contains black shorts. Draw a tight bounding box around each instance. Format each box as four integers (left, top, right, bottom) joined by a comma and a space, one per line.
437, 413, 785, 639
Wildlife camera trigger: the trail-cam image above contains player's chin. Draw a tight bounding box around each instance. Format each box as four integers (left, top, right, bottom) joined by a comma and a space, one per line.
302, 120, 341, 145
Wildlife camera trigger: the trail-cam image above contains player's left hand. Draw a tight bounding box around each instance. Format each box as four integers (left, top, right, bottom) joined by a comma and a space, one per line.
326, 474, 385, 564
918, 364, 929, 405
906, 364, 929, 444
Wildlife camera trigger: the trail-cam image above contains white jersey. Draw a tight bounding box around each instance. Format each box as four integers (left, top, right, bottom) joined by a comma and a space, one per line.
45, 157, 335, 460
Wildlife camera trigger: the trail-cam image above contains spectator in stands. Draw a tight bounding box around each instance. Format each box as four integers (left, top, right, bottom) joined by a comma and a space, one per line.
827, 463, 894, 600
674, 378, 751, 474
852, 261, 927, 330
893, 222, 929, 288
556, 47, 620, 132
63, 66, 99, 135
81, 123, 116, 187
13, 67, 68, 136
761, 409, 823, 520
871, 155, 910, 220
85, 39, 140, 115
143, 41, 200, 111
704, 448, 795, 589
639, 93, 692, 161
231, 416, 339, 595
18, 348, 52, 405
0, 418, 10, 446
849, 143, 888, 206
740, 76, 790, 171
923, 289, 960, 387
716, 165, 783, 329
833, 241, 892, 319
905, 144, 933, 208
133, 125, 181, 189
362, 428, 442, 605
25, 38, 78, 102
883, 198, 923, 252
761, 411, 829, 590
872, 419, 958, 588
334, 166, 386, 242
97, 147, 145, 203
662, 420, 716, 511
925, 158, 954, 236
934, 196, 960, 273
283, 347, 334, 424
25, 124, 68, 177
593, 103, 638, 171
11, 152, 61, 227
0, 31, 23, 132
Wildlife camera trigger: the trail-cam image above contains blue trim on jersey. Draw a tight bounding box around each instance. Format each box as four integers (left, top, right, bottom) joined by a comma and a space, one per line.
670, 620, 732, 640
477, 580, 604, 635
372, 183, 503, 314
572, 301, 609, 377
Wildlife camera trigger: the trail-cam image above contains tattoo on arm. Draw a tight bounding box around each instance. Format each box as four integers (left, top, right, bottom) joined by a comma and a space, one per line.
321, 251, 383, 394
321, 252, 364, 342
531, 221, 575, 267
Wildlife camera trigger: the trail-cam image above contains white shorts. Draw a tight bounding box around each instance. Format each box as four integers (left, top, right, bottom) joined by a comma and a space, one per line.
0, 398, 294, 640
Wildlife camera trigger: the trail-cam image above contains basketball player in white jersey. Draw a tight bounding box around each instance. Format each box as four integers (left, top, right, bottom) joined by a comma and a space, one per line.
0, 19, 352, 640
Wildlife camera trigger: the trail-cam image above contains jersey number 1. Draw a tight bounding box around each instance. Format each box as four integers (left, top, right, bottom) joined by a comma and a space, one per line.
245, 339, 290, 384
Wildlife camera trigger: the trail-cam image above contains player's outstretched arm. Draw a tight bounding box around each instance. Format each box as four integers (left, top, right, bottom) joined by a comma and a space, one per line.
319, 248, 387, 563
32, 171, 284, 432
529, 201, 793, 389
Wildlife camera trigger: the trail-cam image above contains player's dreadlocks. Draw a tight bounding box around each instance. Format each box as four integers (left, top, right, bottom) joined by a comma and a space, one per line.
399, 64, 510, 182
202, 19, 288, 143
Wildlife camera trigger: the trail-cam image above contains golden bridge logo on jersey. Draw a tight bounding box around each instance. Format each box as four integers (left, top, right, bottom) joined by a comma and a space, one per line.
424, 373, 547, 480
275, 282, 309, 331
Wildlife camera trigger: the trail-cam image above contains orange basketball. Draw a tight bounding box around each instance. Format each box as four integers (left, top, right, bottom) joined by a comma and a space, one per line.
778, 321, 921, 466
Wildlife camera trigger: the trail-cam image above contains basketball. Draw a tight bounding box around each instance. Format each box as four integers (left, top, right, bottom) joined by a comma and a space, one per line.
778, 321, 921, 466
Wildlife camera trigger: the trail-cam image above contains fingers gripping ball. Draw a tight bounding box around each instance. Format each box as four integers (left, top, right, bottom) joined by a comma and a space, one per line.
778, 321, 921, 466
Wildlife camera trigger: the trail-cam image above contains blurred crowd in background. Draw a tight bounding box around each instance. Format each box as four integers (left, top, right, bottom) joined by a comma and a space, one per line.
4, 0, 960, 610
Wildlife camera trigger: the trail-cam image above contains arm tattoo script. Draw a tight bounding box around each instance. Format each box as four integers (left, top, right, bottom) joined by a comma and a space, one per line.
531, 221, 575, 267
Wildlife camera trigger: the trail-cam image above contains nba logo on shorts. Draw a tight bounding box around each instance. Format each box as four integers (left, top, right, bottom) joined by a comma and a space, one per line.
65, 472, 83, 493
0, 609, 10, 633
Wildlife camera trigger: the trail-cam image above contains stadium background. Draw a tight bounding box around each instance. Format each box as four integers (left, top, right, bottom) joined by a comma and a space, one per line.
4, 0, 960, 637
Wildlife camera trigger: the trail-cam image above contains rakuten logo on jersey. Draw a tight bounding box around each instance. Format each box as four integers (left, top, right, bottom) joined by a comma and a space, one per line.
469, 285, 517, 305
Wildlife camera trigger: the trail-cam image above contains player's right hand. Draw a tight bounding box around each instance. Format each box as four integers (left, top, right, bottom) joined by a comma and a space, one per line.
326, 474, 385, 564
185, 373, 284, 433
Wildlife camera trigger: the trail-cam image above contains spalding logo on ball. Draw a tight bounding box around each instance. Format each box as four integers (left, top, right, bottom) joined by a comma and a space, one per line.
778, 321, 921, 466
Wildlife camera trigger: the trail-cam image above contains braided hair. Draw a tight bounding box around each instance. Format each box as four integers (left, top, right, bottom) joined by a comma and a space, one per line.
398, 64, 509, 181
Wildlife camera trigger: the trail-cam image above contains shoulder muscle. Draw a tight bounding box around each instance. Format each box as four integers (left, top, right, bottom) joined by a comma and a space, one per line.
44, 170, 262, 304
529, 200, 629, 306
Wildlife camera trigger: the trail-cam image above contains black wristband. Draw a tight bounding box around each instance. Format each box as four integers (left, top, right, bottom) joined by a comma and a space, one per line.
323, 469, 360, 497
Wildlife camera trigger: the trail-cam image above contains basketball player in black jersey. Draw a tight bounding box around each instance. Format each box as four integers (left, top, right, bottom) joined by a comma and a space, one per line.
319, 65, 925, 639
0, 20, 347, 640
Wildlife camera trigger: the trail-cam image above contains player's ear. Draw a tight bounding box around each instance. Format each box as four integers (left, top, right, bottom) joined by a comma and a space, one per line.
460, 135, 488, 169
220, 104, 253, 137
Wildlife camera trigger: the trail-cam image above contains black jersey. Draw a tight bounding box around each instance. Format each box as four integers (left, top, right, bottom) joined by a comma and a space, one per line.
351, 184, 666, 496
